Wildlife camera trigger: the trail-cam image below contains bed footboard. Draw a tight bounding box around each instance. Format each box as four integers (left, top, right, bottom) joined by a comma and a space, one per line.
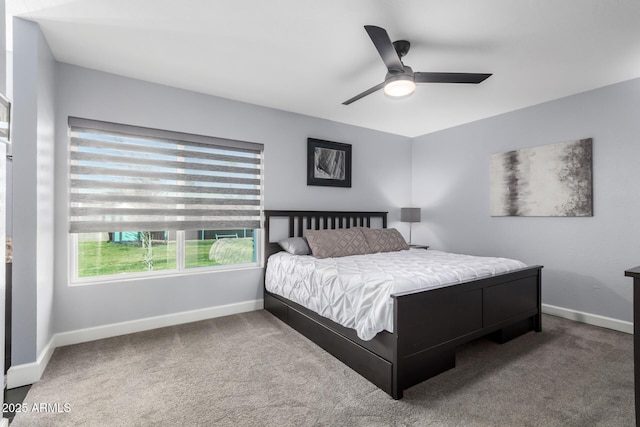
392, 265, 542, 398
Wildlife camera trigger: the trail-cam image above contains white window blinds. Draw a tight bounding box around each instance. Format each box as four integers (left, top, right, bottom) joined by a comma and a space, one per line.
69, 117, 263, 233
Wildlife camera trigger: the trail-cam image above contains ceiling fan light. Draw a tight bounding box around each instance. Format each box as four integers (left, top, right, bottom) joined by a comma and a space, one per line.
384, 76, 416, 98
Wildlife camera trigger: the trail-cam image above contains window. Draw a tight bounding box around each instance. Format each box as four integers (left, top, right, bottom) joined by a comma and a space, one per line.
68, 117, 263, 283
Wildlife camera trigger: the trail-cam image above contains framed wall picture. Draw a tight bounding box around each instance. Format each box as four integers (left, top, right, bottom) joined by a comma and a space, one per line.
0, 93, 10, 142
307, 138, 352, 188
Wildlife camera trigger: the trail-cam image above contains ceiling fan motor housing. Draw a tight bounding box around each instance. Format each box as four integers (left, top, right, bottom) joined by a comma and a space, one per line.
386, 65, 414, 80
392, 40, 411, 58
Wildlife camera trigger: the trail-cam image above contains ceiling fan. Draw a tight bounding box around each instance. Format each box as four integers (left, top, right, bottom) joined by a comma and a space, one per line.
343, 25, 492, 105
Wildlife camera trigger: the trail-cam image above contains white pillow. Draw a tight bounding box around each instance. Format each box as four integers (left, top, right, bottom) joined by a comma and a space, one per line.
278, 237, 311, 255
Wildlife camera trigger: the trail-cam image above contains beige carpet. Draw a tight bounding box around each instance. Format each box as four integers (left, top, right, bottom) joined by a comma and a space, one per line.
11, 312, 634, 426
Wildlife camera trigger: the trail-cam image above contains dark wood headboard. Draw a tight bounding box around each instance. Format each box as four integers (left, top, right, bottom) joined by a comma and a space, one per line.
263, 210, 388, 261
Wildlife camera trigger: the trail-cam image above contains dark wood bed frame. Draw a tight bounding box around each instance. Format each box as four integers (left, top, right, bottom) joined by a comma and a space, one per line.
263, 210, 543, 399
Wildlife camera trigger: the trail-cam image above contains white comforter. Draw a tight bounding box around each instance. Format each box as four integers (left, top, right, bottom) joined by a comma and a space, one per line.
265, 249, 527, 341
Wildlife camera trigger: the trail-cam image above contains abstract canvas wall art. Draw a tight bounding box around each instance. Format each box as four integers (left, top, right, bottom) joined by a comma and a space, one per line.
490, 138, 593, 216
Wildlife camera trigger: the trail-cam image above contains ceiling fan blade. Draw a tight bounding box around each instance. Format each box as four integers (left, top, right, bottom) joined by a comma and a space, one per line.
414, 72, 492, 84
364, 25, 404, 73
342, 82, 385, 105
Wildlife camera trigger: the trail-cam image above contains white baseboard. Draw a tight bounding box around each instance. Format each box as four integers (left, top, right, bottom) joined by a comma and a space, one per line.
7, 299, 263, 389
7, 335, 56, 389
542, 303, 633, 334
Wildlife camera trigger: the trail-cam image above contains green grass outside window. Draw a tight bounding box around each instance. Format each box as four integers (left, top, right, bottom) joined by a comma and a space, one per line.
78, 240, 220, 277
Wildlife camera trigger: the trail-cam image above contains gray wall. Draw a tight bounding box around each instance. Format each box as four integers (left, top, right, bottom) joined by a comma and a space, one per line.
411, 78, 640, 323
50, 63, 412, 337
11, 18, 57, 364
35, 19, 56, 357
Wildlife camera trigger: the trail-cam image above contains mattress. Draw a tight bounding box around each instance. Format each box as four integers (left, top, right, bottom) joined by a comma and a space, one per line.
265, 249, 527, 341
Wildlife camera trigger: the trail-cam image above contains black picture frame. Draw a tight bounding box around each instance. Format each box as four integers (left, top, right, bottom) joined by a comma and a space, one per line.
307, 138, 352, 188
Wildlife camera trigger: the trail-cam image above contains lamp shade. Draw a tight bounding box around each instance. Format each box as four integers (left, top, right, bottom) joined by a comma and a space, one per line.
400, 207, 421, 223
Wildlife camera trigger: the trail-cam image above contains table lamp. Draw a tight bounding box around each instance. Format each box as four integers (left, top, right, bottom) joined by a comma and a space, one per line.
400, 207, 421, 245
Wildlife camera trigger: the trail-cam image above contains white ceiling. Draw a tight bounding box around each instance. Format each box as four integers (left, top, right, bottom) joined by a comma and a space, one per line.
7, 0, 640, 137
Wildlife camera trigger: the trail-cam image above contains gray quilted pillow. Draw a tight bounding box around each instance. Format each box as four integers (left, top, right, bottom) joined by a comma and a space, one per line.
278, 237, 311, 255
304, 228, 372, 259
360, 228, 409, 253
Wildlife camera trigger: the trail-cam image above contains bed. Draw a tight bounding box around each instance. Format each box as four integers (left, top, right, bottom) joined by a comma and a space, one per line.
263, 210, 543, 399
